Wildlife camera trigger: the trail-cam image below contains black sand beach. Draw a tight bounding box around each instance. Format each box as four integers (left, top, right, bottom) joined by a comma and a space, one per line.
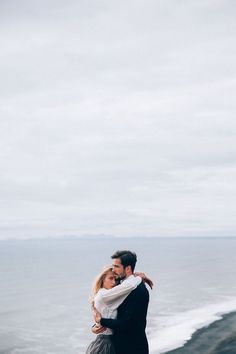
164, 312, 236, 354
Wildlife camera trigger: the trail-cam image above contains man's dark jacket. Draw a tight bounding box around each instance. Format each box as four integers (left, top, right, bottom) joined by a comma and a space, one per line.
101, 281, 149, 354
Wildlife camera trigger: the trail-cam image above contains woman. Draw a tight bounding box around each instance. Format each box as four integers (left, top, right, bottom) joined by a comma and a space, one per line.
85, 266, 153, 354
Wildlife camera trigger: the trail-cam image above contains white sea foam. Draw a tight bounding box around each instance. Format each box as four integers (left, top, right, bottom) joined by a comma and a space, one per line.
149, 297, 236, 354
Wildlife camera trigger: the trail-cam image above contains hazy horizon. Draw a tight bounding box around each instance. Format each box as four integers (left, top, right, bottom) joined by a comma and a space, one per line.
1, 0, 236, 240
1, 234, 236, 242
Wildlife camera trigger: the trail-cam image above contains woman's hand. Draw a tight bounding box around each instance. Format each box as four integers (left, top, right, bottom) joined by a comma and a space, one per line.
134, 272, 146, 279
134, 271, 154, 289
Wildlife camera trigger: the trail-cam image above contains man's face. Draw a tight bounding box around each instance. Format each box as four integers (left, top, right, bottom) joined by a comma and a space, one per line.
112, 258, 126, 280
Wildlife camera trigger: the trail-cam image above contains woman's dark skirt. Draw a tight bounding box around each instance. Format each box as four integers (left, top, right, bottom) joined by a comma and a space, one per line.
85, 334, 115, 354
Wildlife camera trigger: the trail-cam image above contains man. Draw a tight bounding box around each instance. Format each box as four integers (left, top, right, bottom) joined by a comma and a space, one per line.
94, 250, 150, 354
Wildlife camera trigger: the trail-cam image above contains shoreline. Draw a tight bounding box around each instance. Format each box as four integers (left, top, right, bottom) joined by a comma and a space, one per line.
163, 311, 236, 354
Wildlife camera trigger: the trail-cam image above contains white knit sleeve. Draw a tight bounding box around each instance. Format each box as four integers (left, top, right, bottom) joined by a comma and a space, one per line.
100, 276, 142, 308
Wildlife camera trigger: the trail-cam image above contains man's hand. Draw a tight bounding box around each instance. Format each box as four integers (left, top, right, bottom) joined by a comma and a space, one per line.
91, 305, 105, 334
91, 324, 107, 334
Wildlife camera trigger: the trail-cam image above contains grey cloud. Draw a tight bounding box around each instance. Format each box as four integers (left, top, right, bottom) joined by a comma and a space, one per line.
0, 0, 236, 239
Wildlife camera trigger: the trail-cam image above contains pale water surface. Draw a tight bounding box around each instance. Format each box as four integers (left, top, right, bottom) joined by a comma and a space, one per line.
0, 237, 236, 354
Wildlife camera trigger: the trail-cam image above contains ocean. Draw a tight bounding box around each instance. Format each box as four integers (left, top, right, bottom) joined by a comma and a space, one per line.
0, 237, 236, 354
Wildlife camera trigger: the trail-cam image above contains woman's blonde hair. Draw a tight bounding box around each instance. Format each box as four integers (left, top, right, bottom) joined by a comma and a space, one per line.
90, 266, 114, 302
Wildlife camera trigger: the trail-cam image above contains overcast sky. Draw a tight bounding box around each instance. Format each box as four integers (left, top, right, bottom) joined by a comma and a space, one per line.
1, 0, 236, 239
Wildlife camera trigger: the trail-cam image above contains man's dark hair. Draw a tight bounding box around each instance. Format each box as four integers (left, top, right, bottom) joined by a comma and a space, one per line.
111, 250, 137, 272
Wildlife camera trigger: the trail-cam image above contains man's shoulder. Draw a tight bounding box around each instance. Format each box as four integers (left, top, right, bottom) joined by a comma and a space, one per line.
117, 281, 149, 313
123, 281, 148, 301
134, 281, 149, 295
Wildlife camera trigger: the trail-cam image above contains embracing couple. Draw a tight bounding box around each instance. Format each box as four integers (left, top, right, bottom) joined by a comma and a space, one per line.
86, 250, 153, 354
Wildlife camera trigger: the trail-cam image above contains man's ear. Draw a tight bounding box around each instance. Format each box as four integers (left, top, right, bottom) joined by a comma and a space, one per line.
125, 265, 132, 274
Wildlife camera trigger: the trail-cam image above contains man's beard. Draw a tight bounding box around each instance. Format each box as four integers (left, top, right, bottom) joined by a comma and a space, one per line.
116, 273, 126, 282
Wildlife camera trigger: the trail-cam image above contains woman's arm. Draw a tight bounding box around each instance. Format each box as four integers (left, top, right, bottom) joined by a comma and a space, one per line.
101, 275, 142, 305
